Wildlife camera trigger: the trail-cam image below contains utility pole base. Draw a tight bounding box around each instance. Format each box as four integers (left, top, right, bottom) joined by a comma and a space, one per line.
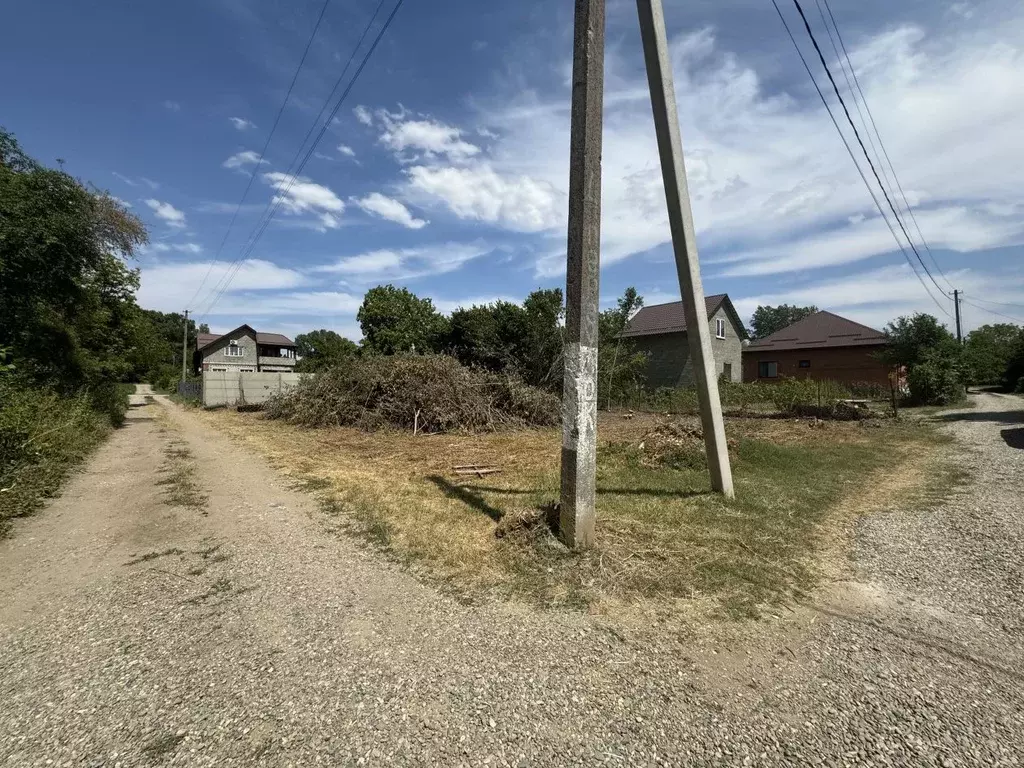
560, 342, 598, 548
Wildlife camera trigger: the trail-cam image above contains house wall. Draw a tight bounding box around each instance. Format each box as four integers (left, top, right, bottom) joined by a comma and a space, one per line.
632, 305, 744, 388
200, 328, 259, 372
202, 370, 302, 408
742, 345, 890, 386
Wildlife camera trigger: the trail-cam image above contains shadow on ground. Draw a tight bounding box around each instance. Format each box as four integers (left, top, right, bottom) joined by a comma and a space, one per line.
1001, 427, 1024, 450
937, 410, 1023, 425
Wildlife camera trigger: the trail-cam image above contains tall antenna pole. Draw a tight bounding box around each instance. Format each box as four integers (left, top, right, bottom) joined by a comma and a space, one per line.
559, 0, 606, 548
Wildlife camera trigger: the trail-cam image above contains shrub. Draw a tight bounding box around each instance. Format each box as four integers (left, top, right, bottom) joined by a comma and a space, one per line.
907, 359, 964, 406
265, 354, 560, 433
0, 379, 111, 534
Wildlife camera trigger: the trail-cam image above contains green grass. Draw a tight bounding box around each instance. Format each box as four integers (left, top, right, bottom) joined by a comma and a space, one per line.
156, 441, 208, 510
0, 381, 117, 536
482, 423, 949, 617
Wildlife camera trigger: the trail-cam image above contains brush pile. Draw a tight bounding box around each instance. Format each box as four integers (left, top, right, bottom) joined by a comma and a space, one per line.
634, 422, 738, 470
265, 354, 560, 433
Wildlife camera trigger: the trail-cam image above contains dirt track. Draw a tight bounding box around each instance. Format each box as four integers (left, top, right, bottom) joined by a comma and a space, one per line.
1, 391, 1021, 766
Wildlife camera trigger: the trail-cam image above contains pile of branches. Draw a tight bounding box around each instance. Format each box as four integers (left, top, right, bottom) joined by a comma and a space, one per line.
634, 422, 737, 470
265, 354, 560, 433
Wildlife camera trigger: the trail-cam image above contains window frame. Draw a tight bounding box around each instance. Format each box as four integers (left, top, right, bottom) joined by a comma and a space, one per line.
715, 318, 726, 339
758, 361, 778, 379
224, 341, 244, 358
798, 359, 811, 369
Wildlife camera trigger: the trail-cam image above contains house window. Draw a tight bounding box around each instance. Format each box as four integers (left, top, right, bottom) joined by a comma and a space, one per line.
716, 318, 726, 339
798, 360, 811, 368
758, 361, 778, 378
225, 342, 243, 357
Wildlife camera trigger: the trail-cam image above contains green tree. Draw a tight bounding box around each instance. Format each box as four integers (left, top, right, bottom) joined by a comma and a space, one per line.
520, 288, 564, 389
750, 304, 818, 339
295, 329, 358, 372
879, 313, 955, 371
357, 285, 448, 355
598, 287, 647, 407
964, 323, 1023, 385
447, 301, 528, 373
0, 128, 147, 391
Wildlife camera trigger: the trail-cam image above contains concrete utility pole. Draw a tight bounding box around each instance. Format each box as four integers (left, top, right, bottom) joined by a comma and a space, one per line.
636, 0, 734, 497
953, 289, 963, 343
559, 0, 605, 549
181, 309, 190, 383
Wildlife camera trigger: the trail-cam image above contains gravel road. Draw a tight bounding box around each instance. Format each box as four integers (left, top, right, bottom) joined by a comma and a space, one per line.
0, 392, 1021, 766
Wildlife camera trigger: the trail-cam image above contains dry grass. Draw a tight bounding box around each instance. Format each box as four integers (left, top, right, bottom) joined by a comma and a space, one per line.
192, 408, 951, 619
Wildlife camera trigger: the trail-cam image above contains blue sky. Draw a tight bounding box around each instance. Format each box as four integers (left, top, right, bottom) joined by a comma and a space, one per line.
4, 0, 1023, 340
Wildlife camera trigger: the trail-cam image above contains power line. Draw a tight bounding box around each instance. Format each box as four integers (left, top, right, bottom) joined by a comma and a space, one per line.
965, 295, 1024, 310
186, 0, 334, 312
769, 0, 952, 319
961, 297, 1024, 324
789, 0, 950, 302
818, 0, 954, 294
197, 0, 404, 322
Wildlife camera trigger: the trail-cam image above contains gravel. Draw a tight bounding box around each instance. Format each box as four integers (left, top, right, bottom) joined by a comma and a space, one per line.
0, 392, 1021, 766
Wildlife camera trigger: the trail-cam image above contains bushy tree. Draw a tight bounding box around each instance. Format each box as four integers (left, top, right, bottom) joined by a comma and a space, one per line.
750, 304, 818, 339
295, 329, 358, 372
357, 285, 448, 355
964, 323, 1023, 385
598, 287, 648, 407
0, 128, 147, 392
880, 313, 955, 371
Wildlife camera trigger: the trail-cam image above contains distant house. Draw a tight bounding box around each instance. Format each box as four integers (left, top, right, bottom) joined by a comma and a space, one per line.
742, 311, 891, 385
195, 325, 297, 374
620, 294, 747, 388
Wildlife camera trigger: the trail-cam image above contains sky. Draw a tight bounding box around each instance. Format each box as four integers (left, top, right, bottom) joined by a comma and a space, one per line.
3, 0, 1023, 340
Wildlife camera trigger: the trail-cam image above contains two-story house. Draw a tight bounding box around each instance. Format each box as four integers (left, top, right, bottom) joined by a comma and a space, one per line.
619, 294, 747, 388
194, 325, 297, 374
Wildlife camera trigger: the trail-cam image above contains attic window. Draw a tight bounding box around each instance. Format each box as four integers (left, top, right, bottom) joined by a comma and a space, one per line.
716, 318, 726, 339
225, 341, 243, 358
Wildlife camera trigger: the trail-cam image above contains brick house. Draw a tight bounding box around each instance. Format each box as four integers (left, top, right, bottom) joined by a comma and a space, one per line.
741, 311, 892, 386
194, 324, 297, 374
619, 294, 747, 388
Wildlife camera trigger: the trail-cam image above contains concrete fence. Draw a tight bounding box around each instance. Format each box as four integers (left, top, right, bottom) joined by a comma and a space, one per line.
202, 370, 302, 408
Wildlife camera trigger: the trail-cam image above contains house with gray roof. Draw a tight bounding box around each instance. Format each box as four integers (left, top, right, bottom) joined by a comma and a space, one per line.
194, 325, 297, 374
619, 294, 747, 388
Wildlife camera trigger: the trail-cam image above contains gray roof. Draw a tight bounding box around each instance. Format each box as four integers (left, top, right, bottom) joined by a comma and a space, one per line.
743, 311, 886, 352
620, 294, 735, 338
197, 327, 296, 350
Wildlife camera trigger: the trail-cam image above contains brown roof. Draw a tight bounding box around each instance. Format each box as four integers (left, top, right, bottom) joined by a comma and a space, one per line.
743, 311, 886, 352
196, 328, 296, 350
620, 294, 737, 338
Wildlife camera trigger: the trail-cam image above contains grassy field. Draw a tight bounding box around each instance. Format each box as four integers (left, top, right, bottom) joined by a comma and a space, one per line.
191, 408, 954, 619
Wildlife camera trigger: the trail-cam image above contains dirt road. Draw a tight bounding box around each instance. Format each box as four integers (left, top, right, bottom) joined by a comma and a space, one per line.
1, 392, 1021, 766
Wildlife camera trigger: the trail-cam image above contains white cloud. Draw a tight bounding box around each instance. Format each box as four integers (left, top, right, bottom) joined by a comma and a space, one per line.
400, 18, 1024, 279
732, 264, 1024, 334
406, 164, 561, 232
137, 259, 311, 312
354, 193, 427, 229
375, 111, 480, 162
148, 242, 203, 254
110, 196, 132, 208
163, 100, 181, 112
140, 177, 161, 191
112, 172, 138, 187
317, 242, 494, 283
223, 150, 268, 170
262, 171, 345, 230
144, 199, 187, 228
353, 105, 373, 126
229, 116, 256, 131
338, 144, 356, 157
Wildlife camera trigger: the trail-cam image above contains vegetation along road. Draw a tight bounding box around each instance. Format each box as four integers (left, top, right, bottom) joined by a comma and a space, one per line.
1, 391, 1022, 766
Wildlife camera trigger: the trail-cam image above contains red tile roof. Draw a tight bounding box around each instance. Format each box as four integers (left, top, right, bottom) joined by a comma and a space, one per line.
743, 311, 886, 352
620, 294, 730, 338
